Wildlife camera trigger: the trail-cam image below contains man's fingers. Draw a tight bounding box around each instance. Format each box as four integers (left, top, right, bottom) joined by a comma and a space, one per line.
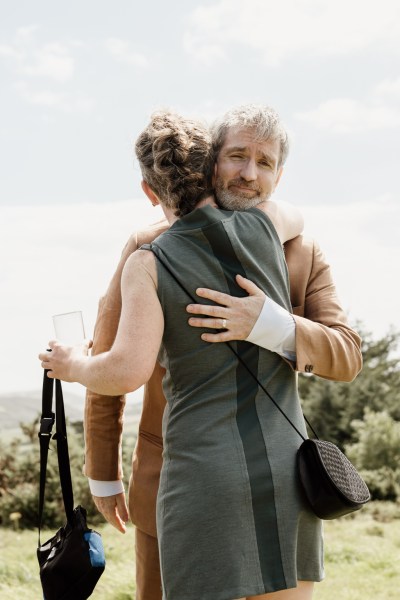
104, 513, 126, 534
116, 494, 130, 523
235, 274, 264, 296
201, 331, 233, 343
187, 279, 265, 342
112, 513, 127, 534
188, 317, 228, 330
93, 494, 128, 534
187, 303, 229, 318
195, 287, 231, 306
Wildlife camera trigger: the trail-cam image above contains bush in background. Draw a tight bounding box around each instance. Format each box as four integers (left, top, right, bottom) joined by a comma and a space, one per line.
298, 328, 400, 449
346, 409, 400, 500
0, 417, 136, 530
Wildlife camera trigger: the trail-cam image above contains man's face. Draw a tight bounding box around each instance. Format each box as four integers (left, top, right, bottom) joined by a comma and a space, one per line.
214, 127, 283, 210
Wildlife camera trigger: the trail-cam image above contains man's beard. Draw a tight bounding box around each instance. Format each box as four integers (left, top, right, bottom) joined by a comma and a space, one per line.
214, 177, 271, 211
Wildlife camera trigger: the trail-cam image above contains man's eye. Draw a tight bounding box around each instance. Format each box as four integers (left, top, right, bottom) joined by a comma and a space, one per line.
229, 154, 244, 159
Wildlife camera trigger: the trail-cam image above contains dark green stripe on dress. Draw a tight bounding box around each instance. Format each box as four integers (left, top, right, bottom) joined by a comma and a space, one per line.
202, 224, 287, 591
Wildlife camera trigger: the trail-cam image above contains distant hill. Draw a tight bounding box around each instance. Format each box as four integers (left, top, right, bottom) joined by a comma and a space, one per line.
0, 386, 143, 441
0, 389, 83, 431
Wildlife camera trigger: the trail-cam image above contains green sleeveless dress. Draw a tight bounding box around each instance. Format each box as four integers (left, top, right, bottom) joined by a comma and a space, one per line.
149, 206, 323, 600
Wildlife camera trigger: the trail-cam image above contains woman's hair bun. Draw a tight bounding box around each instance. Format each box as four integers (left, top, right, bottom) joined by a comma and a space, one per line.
135, 111, 214, 216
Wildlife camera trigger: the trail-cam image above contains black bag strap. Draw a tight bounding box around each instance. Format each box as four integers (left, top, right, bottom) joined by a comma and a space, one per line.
142, 242, 319, 443
38, 370, 55, 544
54, 378, 75, 522
38, 371, 74, 545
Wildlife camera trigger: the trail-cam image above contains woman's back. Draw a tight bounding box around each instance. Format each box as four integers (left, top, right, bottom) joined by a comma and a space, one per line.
150, 205, 323, 600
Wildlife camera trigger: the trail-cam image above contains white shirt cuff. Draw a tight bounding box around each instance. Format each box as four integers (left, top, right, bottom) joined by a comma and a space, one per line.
88, 478, 125, 497
245, 296, 296, 361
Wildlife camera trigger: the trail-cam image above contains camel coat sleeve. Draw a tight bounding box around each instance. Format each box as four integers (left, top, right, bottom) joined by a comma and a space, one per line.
285, 235, 362, 382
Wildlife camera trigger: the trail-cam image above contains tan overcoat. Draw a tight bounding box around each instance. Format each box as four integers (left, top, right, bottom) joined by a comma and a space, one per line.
84, 219, 362, 537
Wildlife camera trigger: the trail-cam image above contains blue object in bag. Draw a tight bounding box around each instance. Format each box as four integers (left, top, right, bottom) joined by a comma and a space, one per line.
84, 530, 106, 568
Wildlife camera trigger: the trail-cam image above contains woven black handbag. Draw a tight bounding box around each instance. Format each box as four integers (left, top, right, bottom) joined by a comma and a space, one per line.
37, 373, 105, 600
144, 242, 371, 520
297, 438, 370, 519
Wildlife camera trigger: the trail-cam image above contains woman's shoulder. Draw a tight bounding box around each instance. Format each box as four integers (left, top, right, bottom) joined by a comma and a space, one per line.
123, 247, 157, 287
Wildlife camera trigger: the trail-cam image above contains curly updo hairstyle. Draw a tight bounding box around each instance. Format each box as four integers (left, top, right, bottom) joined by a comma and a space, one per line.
135, 111, 214, 217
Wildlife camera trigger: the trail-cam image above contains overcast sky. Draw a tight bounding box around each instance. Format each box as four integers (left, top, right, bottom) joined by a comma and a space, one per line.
1, 0, 399, 394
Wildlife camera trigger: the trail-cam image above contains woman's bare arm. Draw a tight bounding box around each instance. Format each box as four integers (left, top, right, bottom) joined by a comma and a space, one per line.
39, 250, 163, 395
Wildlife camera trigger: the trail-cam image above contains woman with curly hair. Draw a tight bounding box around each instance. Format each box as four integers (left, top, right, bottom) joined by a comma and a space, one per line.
40, 110, 322, 600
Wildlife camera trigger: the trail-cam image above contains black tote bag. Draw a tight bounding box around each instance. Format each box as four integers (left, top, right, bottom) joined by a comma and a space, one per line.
37, 373, 105, 600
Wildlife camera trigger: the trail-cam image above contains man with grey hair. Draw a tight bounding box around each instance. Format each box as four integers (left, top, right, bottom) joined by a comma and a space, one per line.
84, 104, 362, 600
187, 104, 302, 361
212, 104, 290, 163
212, 104, 289, 210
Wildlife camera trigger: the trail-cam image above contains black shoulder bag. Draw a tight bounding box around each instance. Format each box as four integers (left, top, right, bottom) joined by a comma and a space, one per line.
37, 371, 106, 600
144, 243, 370, 520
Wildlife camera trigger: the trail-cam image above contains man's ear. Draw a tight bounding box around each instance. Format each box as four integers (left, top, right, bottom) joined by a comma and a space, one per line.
141, 180, 160, 206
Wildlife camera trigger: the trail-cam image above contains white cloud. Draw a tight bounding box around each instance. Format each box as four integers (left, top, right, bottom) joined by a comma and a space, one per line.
0, 43, 22, 60
105, 38, 149, 68
375, 77, 400, 98
183, 38, 227, 66
15, 81, 94, 112
0, 28, 75, 83
185, 0, 400, 66
21, 42, 74, 83
295, 98, 400, 133
15, 25, 38, 42
0, 28, 94, 112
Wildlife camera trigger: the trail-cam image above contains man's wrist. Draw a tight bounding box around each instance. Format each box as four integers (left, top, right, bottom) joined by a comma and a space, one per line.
88, 478, 125, 497
245, 296, 296, 359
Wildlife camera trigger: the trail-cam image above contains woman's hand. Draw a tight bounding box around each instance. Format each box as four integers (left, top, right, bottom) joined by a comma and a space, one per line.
38, 339, 91, 382
186, 274, 266, 342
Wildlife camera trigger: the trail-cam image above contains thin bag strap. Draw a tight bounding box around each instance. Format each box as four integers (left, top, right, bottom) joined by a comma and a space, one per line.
54, 378, 74, 523
38, 373, 74, 546
143, 242, 319, 442
38, 370, 56, 544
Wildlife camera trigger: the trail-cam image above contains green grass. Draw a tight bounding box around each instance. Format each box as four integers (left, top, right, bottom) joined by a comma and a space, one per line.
314, 506, 400, 600
1, 504, 399, 599
0, 521, 136, 599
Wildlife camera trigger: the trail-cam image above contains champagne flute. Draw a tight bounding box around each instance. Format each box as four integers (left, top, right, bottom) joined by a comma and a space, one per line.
52, 311, 86, 345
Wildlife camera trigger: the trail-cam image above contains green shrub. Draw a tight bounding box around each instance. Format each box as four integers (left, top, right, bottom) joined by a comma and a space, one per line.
346, 410, 400, 500
0, 417, 136, 529
298, 328, 400, 448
